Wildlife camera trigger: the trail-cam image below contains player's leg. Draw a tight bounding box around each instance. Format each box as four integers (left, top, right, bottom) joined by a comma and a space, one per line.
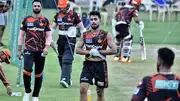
60, 37, 76, 87
113, 24, 128, 61
80, 61, 93, 101
115, 24, 132, 63
0, 13, 8, 47
32, 51, 45, 100
57, 36, 65, 68
80, 83, 89, 101
121, 35, 133, 63
94, 61, 108, 101
22, 50, 34, 101
113, 24, 121, 61
0, 25, 5, 47
113, 38, 123, 61
50, 40, 58, 55
96, 87, 105, 101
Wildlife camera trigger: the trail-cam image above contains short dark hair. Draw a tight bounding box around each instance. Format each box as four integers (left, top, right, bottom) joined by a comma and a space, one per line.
89, 11, 101, 19
32, 0, 42, 5
158, 47, 175, 68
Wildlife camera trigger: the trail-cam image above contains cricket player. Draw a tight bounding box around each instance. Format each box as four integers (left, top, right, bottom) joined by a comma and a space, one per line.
17, 0, 52, 101
113, 0, 144, 63
51, 0, 85, 88
0, 0, 11, 47
76, 11, 117, 101
131, 47, 180, 101
0, 49, 12, 96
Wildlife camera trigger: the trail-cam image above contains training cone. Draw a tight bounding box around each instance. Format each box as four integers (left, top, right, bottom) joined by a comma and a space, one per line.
87, 88, 91, 101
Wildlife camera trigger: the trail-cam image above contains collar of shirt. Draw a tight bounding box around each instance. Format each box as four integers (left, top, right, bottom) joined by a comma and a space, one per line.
159, 72, 173, 75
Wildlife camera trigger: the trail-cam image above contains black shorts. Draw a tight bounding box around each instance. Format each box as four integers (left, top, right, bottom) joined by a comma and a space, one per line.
80, 60, 108, 88
115, 24, 130, 40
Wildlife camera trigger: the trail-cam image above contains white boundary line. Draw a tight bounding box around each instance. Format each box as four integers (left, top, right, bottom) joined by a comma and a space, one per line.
161, 22, 179, 44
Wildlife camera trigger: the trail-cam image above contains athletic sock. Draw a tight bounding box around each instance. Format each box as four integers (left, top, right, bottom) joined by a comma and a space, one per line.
32, 76, 42, 97
23, 73, 32, 93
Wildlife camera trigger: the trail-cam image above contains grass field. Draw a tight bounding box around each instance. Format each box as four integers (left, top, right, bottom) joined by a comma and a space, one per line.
0, 9, 180, 101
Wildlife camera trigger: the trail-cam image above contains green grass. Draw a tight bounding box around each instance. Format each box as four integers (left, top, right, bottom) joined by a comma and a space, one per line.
0, 9, 180, 101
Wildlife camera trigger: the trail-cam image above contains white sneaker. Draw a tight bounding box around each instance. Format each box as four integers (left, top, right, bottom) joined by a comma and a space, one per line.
22, 93, 31, 101
113, 57, 120, 61
60, 80, 69, 88
32, 97, 39, 101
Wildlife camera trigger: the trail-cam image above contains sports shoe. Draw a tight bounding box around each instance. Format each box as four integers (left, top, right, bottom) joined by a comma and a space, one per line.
127, 59, 131, 63
120, 58, 128, 63
113, 57, 119, 61
22, 93, 31, 101
121, 57, 132, 63
60, 80, 69, 88
32, 97, 39, 101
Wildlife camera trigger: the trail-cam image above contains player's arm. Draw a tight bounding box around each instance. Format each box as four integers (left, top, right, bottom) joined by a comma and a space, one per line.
77, 22, 86, 34
18, 18, 27, 59
133, 10, 140, 24
18, 30, 25, 51
99, 33, 117, 55
131, 77, 148, 101
50, 40, 58, 55
45, 31, 52, 49
0, 64, 10, 87
51, 14, 58, 34
75, 13, 86, 34
133, 10, 144, 30
0, 64, 12, 96
76, 33, 89, 55
51, 22, 57, 34
17, 30, 25, 60
50, 16, 58, 54
134, 15, 140, 24
44, 19, 52, 55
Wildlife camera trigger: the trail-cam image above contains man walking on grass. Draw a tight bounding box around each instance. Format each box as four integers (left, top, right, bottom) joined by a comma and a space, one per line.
18, 0, 52, 101
76, 11, 117, 101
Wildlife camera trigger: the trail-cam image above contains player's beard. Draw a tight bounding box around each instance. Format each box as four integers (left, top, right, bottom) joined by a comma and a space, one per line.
157, 62, 160, 72
33, 9, 41, 14
91, 24, 99, 30
60, 10, 66, 14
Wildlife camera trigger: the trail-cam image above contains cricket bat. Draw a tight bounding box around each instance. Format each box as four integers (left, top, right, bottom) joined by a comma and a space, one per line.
139, 29, 146, 60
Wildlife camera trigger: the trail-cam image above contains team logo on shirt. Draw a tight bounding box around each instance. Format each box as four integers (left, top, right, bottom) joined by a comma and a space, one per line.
155, 80, 179, 90
97, 81, 104, 86
58, 18, 62, 22
85, 38, 92, 43
27, 22, 34, 27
